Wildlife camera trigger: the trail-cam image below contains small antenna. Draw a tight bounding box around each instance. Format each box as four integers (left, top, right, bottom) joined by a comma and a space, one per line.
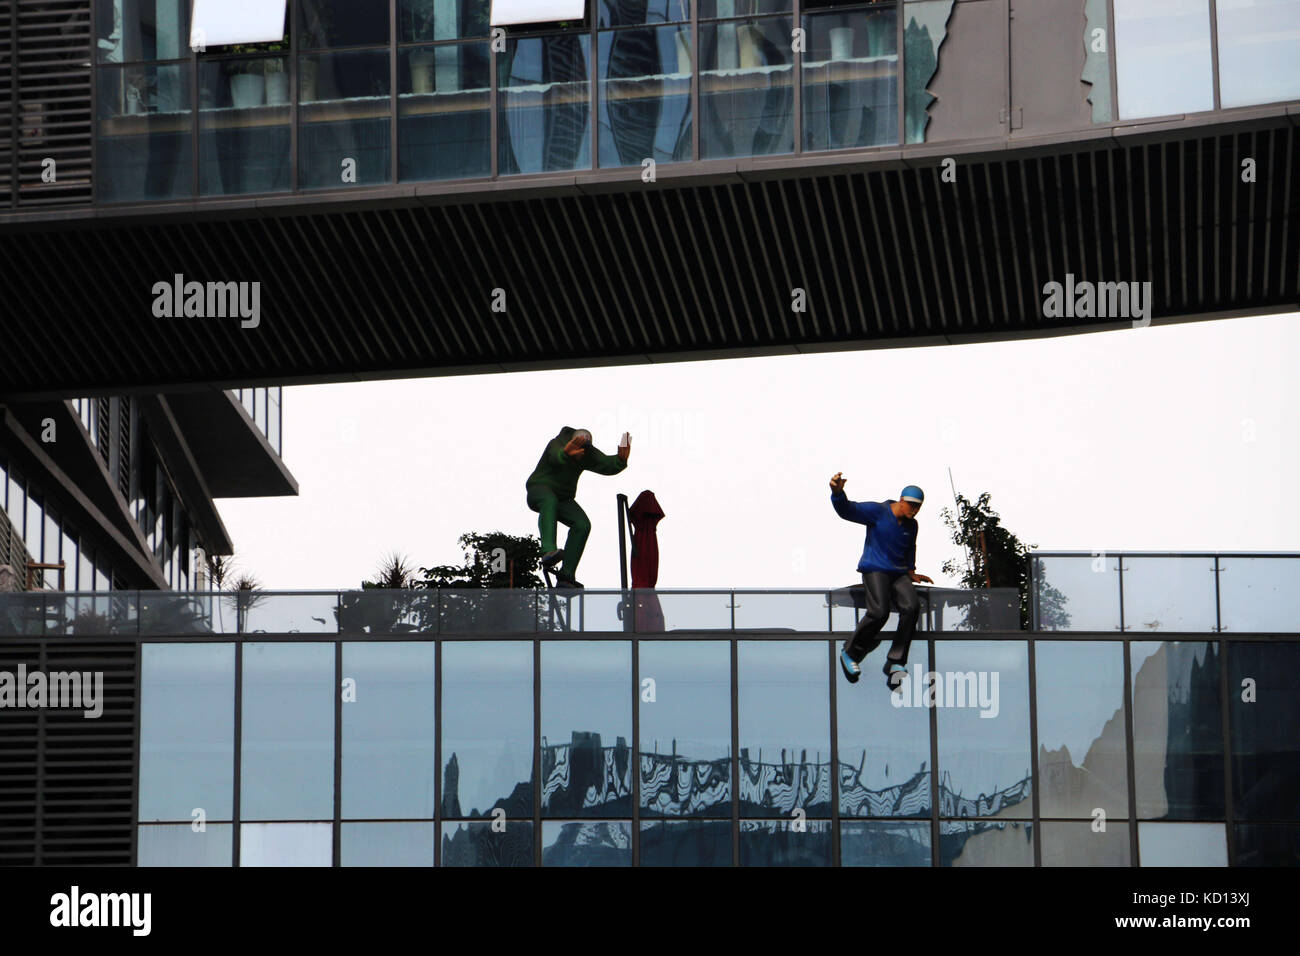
948, 467, 974, 581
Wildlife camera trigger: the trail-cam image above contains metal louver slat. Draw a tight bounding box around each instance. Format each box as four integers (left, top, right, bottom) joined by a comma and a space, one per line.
0, 0, 13, 204
15, 0, 90, 207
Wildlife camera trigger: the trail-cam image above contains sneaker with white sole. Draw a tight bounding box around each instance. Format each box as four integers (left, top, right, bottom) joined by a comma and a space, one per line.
839, 648, 861, 683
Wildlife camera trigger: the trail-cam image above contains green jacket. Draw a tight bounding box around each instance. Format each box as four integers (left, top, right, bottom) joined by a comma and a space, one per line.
526, 426, 626, 499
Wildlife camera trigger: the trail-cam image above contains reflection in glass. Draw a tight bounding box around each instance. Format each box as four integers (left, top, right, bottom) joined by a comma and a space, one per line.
342, 643, 436, 819
1040, 822, 1130, 866
739, 820, 832, 865
341, 823, 435, 866
639, 641, 731, 817
240, 642, 335, 821
1228, 642, 1300, 822
738, 641, 830, 817
441, 820, 535, 866
1137, 822, 1227, 866
803, 6, 898, 152
840, 821, 931, 866
301, 0, 389, 49
139, 643, 235, 821
598, 26, 694, 168
138, 824, 232, 866
699, 17, 794, 159
95, 0, 190, 64
1082, 0, 1113, 122
732, 591, 829, 631
542, 821, 632, 866
541, 642, 632, 817
1233, 824, 1300, 866
198, 57, 291, 196
400, 0, 492, 41
499, 35, 592, 174
240, 823, 333, 866
902, 0, 953, 144
1033, 555, 1117, 631
1217, 0, 1300, 108
934, 641, 1032, 818
1122, 557, 1217, 632
1114, 0, 1214, 119
441, 641, 534, 819
940, 820, 1033, 866
600, 0, 692, 28
699, 0, 790, 16
96, 64, 192, 202
1035, 642, 1128, 819
1218, 557, 1300, 632
399, 43, 492, 182
639, 820, 731, 866
299, 50, 392, 189
838, 643, 930, 818
1130, 641, 1224, 820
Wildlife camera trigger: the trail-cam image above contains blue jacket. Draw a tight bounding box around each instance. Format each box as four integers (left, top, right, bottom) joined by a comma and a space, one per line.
831, 491, 917, 574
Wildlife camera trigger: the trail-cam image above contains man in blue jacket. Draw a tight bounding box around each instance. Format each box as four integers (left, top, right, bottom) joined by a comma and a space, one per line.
829, 472, 933, 689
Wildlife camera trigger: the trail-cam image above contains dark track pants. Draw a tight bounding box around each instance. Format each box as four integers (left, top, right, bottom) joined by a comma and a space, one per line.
844, 571, 920, 665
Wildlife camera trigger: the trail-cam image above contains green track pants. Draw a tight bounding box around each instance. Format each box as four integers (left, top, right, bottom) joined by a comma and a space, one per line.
526, 484, 591, 578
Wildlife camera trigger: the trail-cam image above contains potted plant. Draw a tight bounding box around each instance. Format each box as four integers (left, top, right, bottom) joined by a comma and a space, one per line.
223, 45, 266, 108
263, 38, 291, 104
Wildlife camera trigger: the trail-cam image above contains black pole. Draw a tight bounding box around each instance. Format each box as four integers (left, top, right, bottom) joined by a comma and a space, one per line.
616, 493, 629, 591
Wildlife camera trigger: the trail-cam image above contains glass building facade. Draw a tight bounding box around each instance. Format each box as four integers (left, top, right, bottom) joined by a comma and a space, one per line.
91, 0, 1300, 202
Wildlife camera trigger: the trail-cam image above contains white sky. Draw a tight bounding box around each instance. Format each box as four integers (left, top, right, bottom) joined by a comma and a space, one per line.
216, 311, 1300, 590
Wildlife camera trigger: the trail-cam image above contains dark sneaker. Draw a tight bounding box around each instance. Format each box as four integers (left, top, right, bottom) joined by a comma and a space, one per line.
839, 648, 861, 683
885, 663, 907, 691
552, 572, 584, 590
540, 549, 564, 570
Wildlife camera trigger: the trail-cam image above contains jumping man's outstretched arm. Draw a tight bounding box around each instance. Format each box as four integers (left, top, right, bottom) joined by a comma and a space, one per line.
828, 472, 881, 525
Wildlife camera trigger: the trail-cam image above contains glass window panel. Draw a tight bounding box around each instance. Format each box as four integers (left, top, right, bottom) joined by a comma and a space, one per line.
731, 591, 828, 631
96, 63, 192, 202
342, 642, 436, 819
638, 641, 731, 817
4, 468, 20, 535
541, 641, 632, 817
1228, 641, 1300, 821
1137, 821, 1227, 866
240, 642, 335, 821
1039, 821, 1131, 866
95, 558, 111, 592
1082, 0, 1113, 122
398, 42, 492, 182
597, 25, 694, 168
840, 820, 932, 866
239, 823, 333, 866
601, 0, 692, 27
301, 0, 390, 48
140, 643, 236, 821
802, 5, 898, 152
43, 510, 60, 582
1035, 641, 1128, 819
1130, 641, 1224, 819
80, 546, 95, 596
1232, 824, 1300, 866
650, 591, 733, 630
737, 640, 830, 817
498, 34, 593, 175
699, 0, 790, 16
198, 56, 291, 196
1122, 556, 1217, 632
441, 641, 534, 818
341, 823, 435, 866
441, 820, 536, 866
1217, 0, 1300, 108
838, 640, 930, 818
638, 819, 732, 866
541, 821, 632, 866
1033, 555, 1120, 631
137, 823, 233, 867
299, 50, 393, 189
1218, 557, 1300, 632
61, 529, 78, 590
940, 820, 1034, 866
1114, 0, 1214, 119
400, 0, 492, 41
699, 17, 794, 159
240, 593, 344, 633
739, 819, 832, 865
25, 492, 42, 563
902, 0, 951, 144
934, 641, 1032, 818
268, 389, 282, 454
95, 0, 191, 64
189, 0, 286, 48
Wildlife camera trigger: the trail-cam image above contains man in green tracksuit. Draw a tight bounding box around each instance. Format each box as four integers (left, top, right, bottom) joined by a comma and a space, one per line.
527, 426, 631, 588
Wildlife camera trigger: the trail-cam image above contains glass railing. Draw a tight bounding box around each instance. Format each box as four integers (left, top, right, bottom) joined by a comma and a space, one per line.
0, 586, 1020, 636
1031, 552, 1300, 632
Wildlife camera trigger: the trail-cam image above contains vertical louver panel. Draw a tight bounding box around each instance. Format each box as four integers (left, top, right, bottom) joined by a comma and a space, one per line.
117, 397, 130, 499
0, 644, 40, 865
15, 0, 90, 207
1, 1, 13, 205
95, 395, 110, 464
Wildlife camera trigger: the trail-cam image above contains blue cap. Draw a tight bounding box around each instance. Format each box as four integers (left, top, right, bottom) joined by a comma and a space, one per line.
900, 485, 925, 504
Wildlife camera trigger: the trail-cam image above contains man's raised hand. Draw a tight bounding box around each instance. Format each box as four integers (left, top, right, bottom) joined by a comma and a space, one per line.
564, 434, 588, 458
618, 432, 631, 461
829, 471, 846, 494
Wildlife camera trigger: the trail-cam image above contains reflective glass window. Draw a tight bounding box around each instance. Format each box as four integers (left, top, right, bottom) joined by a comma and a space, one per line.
140, 643, 236, 821
601, 0, 692, 27
541, 641, 632, 817
240, 642, 335, 821
1122, 557, 1217, 632
541, 821, 632, 865
301, 0, 390, 49
96, 63, 193, 202
137, 823, 233, 867
597, 25, 694, 168
341, 823, 436, 866
1137, 821, 1227, 866
840, 820, 931, 866
638, 641, 731, 817
699, 17, 794, 159
1233, 824, 1300, 866
737, 641, 830, 817
1218, 557, 1300, 632
1228, 641, 1300, 821
499, 34, 593, 175
198, 56, 292, 196
639, 820, 732, 866
400, 0, 492, 41
299, 50, 393, 189
398, 42, 493, 182
240, 823, 333, 866
1114, 0, 1214, 119
1033, 555, 1119, 631
803, 4, 898, 152
739, 820, 832, 865
441, 641, 534, 819
441, 820, 536, 866
940, 820, 1033, 866
1217, 0, 1300, 108
1039, 821, 1131, 866
342, 643, 436, 819
95, 0, 191, 64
